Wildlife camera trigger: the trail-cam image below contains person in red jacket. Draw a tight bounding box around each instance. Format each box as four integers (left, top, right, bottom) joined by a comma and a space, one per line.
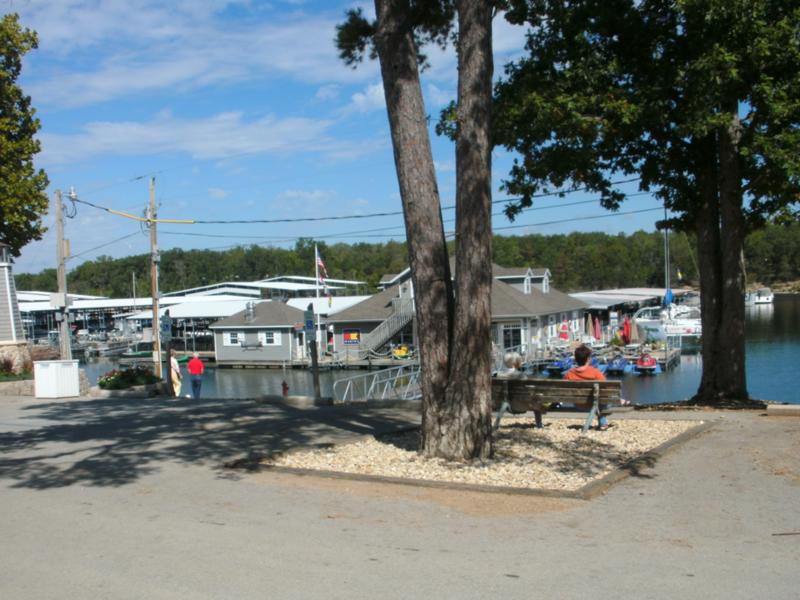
186, 353, 205, 400
564, 344, 609, 430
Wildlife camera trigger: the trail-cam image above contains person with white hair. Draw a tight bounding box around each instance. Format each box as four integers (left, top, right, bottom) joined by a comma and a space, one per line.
496, 352, 524, 379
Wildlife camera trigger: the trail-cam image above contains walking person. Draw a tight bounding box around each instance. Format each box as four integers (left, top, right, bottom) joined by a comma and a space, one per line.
169, 349, 183, 398
187, 353, 205, 400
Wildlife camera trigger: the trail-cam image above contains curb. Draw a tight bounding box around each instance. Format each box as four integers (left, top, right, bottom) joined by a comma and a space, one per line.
766, 404, 800, 417
233, 420, 714, 500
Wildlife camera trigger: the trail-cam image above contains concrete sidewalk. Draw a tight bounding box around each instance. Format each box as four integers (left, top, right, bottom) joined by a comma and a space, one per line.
0, 395, 797, 599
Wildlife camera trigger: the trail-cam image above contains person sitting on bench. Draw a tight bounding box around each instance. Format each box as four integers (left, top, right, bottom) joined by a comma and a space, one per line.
564, 344, 610, 431
496, 352, 545, 428
496, 352, 524, 379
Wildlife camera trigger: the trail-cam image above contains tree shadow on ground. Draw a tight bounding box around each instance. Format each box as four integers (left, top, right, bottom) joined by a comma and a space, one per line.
0, 396, 418, 490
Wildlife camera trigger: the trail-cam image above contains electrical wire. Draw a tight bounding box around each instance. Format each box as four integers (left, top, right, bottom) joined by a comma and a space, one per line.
66, 176, 643, 226
66, 231, 144, 261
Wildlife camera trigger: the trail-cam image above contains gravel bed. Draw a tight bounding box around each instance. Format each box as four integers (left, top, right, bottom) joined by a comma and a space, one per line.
265, 417, 699, 491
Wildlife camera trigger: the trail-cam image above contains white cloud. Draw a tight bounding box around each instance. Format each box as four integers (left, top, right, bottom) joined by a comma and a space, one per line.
347, 82, 386, 113
20, 3, 378, 108
315, 84, 341, 101
39, 111, 335, 164
427, 84, 454, 108
208, 188, 229, 199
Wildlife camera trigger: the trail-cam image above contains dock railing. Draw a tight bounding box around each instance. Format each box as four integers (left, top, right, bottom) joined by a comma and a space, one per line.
332, 363, 421, 403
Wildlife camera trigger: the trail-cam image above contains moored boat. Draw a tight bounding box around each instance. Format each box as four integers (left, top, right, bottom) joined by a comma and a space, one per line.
745, 288, 774, 305
605, 353, 629, 376
634, 352, 659, 375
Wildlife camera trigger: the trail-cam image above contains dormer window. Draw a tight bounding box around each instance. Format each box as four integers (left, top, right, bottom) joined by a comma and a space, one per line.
523, 276, 531, 295
542, 275, 550, 294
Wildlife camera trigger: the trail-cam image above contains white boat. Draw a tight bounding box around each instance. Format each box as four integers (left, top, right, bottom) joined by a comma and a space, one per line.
745, 288, 774, 305
633, 304, 702, 341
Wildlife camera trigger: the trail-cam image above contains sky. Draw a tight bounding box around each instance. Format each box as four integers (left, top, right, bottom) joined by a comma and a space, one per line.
9, 0, 665, 276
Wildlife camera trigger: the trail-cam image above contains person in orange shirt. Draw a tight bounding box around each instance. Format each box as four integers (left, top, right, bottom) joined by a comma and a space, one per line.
564, 344, 609, 430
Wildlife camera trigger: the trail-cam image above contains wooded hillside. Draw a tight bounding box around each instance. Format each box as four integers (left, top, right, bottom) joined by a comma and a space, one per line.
15, 224, 800, 297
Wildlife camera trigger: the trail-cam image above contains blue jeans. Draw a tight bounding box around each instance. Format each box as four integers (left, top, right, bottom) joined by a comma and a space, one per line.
190, 375, 202, 400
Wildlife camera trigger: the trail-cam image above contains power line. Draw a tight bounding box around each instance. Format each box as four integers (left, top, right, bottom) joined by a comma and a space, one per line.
67, 231, 144, 261
66, 177, 643, 226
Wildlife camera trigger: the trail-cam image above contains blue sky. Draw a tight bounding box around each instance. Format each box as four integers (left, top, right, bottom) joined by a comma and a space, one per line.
11, 0, 664, 275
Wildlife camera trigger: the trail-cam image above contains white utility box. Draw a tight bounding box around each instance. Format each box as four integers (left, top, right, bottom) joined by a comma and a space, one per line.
33, 360, 81, 398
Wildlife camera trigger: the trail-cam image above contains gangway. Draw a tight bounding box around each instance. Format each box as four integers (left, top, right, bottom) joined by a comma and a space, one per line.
332, 363, 421, 403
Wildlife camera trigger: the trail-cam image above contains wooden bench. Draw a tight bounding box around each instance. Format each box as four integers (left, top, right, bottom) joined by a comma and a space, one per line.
492, 378, 623, 432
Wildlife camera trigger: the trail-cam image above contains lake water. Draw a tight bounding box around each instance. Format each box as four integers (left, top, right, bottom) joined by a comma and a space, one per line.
82, 295, 799, 405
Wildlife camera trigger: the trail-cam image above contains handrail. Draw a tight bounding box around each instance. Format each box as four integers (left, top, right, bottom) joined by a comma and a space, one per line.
332, 363, 421, 403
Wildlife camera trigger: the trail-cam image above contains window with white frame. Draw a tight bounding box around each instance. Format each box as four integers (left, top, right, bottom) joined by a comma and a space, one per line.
223, 331, 244, 346
523, 276, 531, 295
258, 331, 282, 346
502, 323, 522, 349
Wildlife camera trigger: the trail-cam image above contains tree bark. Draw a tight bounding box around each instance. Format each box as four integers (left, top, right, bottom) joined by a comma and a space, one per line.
430, 0, 494, 459
373, 0, 453, 443
692, 135, 724, 403
715, 104, 749, 401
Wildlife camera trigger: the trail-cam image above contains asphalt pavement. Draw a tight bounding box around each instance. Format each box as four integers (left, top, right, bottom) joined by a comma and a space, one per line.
0, 394, 797, 599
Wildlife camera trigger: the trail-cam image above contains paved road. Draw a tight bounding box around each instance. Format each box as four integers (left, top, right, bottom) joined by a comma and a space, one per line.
1, 395, 798, 599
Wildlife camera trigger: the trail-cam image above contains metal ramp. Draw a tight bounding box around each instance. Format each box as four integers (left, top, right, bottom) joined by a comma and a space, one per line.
332, 363, 421, 403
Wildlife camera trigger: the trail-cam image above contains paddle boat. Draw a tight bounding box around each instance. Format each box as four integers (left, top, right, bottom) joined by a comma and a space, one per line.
545, 353, 574, 377
634, 352, 659, 375
605, 352, 629, 376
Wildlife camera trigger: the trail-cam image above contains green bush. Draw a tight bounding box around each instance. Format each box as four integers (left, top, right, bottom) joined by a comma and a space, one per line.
98, 366, 159, 390
0, 371, 32, 382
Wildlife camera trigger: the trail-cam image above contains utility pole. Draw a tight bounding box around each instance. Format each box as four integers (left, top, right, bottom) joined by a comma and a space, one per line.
55, 190, 72, 360
663, 204, 671, 293
149, 177, 162, 378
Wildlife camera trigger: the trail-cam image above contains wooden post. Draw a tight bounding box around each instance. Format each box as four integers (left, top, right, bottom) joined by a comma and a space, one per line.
55, 190, 72, 360
148, 177, 162, 378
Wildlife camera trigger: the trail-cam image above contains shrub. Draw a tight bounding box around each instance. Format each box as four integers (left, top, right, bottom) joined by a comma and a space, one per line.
98, 366, 159, 390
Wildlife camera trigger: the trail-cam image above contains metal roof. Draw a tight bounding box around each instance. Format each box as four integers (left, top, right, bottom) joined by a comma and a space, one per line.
18, 294, 250, 313
126, 299, 267, 320
569, 288, 692, 309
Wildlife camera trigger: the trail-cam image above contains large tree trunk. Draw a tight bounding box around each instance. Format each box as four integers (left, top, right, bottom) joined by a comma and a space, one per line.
373, 0, 453, 447
715, 105, 748, 401
693, 137, 724, 402
691, 113, 750, 405
428, 0, 494, 459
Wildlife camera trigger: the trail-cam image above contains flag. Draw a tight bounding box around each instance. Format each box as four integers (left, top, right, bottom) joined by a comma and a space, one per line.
315, 246, 333, 306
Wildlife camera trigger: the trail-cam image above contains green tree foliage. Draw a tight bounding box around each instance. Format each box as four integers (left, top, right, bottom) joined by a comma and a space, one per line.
494, 0, 800, 404
0, 14, 48, 256
17, 227, 799, 297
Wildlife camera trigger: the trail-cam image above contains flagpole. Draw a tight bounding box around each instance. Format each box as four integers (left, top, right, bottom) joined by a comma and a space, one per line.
314, 244, 322, 355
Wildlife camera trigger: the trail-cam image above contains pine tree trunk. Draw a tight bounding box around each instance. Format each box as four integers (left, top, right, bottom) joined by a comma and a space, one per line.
428, 0, 494, 459
693, 150, 724, 403
715, 106, 749, 401
373, 0, 453, 444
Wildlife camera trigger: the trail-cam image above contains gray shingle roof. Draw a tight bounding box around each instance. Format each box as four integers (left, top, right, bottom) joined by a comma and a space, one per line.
328, 280, 586, 323
327, 285, 400, 323
210, 301, 306, 329
492, 265, 549, 278
491, 280, 586, 317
